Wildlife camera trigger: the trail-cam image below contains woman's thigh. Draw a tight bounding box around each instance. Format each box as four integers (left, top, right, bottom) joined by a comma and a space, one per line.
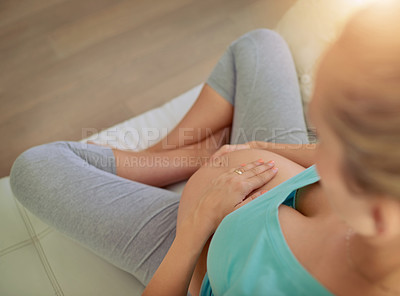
10, 141, 181, 286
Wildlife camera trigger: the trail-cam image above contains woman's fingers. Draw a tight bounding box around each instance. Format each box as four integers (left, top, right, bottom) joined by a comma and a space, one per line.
228, 159, 277, 197
210, 144, 251, 162
247, 164, 278, 189
239, 159, 275, 175
231, 159, 275, 177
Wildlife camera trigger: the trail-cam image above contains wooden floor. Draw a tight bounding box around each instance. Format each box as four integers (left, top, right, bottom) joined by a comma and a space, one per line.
0, 0, 295, 177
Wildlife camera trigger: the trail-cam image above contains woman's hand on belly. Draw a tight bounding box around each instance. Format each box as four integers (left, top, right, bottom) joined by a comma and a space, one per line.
177, 148, 306, 229
177, 157, 279, 243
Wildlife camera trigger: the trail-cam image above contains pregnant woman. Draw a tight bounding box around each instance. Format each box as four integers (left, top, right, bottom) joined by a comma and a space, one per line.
10, 2, 400, 295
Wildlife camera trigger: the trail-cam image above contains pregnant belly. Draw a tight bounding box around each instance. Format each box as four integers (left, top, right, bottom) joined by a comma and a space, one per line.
178, 148, 307, 226
182, 148, 316, 296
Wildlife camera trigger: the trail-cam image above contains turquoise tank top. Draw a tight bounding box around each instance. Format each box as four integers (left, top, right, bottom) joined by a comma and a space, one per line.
199, 164, 334, 296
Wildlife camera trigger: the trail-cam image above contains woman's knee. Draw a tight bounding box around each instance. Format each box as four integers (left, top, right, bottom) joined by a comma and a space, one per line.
9, 141, 67, 205
232, 28, 289, 52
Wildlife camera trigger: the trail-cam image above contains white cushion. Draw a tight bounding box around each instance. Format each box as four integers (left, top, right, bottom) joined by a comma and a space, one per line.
274, 0, 375, 128
84, 84, 202, 151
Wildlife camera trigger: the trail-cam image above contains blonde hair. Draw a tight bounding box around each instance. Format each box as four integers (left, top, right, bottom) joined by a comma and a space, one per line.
324, 2, 400, 198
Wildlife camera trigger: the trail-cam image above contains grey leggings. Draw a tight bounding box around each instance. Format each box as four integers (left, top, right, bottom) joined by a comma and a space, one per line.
10, 29, 309, 290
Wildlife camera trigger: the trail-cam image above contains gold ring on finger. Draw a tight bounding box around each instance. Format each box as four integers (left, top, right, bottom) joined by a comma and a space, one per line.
234, 168, 245, 175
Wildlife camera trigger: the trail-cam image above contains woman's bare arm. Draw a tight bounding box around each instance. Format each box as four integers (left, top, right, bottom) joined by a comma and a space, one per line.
248, 141, 318, 168
142, 221, 207, 296
146, 84, 233, 152
111, 127, 231, 187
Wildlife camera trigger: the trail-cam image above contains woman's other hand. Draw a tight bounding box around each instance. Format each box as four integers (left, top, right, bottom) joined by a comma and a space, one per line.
208, 143, 252, 164
178, 159, 278, 243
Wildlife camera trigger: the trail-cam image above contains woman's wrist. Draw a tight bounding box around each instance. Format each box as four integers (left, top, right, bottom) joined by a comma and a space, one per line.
144, 221, 206, 296
177, 208, 215, 251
